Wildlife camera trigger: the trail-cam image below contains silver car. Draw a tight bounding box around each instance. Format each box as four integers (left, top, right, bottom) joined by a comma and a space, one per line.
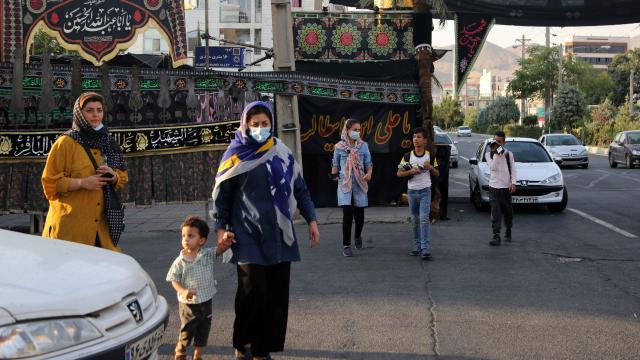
435, 132, 459, 168
539, 134, 589, 168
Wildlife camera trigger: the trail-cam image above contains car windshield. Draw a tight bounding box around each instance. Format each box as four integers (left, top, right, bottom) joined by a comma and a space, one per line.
627, 132, 640, 144
435, 133, 452, 144
459, 126, 470, 130
547, 135, 581, 146
483, 141, 551, 163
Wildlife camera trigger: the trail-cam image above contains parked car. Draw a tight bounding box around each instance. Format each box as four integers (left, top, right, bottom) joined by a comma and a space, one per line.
468, 137, 567, 212
0, 230, 169, 360
434, 125, 443, 133
457, 126, 472, 137
608, 130, 640, 168
435, 132, 459, 168
539, 133, 589, 168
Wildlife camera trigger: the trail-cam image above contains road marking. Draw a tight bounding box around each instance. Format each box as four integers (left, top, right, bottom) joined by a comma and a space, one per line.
567, 208, 637, 239
596, 169, 640, 184
450, 180, 468, 187
587, 173, 610, 188
460, 155, 469, 161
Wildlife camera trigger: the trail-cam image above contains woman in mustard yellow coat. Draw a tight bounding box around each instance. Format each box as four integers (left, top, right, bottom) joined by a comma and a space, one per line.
42, 92, 128, 251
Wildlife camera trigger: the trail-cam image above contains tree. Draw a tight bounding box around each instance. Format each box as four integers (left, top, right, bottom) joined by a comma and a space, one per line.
590, 99, 616, 124
464, 108, 478, 128
507, 45, 561, 102
485, 96, 519, 125
608, 49, 640, 106
434, 95, 463, 129
31, 29, 67, 56
552, 85, 586, 130
563, 57, 614, 105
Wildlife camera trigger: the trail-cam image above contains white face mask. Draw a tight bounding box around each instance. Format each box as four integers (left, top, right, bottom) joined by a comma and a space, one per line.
349, 131, 360, 140
92, 123, 104, 131
249, 126, 271, 143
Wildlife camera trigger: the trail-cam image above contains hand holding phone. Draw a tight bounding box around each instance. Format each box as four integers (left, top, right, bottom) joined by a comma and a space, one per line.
101, 172, 114, 179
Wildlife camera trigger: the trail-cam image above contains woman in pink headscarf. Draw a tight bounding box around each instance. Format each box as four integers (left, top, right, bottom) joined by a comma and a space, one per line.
330, 118, 373, 257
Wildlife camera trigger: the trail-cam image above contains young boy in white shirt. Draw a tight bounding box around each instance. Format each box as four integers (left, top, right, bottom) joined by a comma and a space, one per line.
397, 127, 440, 260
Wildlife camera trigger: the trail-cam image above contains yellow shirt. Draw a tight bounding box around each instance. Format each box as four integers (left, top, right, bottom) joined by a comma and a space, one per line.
41, 135, 128, 251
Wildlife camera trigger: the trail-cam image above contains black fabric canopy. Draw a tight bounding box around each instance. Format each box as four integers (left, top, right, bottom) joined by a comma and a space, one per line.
330, 0, 640, 27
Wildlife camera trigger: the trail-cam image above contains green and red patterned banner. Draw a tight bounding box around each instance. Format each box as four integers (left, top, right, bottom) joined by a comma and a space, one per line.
293, 11, 414, 62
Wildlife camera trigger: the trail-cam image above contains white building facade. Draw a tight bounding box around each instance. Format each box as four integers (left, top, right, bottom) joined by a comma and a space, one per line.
127, 0, 318, 71
563, 35, 629, 70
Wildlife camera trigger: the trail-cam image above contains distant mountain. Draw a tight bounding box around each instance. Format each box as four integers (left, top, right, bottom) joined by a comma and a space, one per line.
433, 41, 521, 88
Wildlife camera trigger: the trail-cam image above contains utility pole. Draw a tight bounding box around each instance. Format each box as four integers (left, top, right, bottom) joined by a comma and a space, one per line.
271, 0, 302, 165
514, 34, 530, 125
631, 68, 635, 113
204, 0, 210, 122
545, 27, 551, 132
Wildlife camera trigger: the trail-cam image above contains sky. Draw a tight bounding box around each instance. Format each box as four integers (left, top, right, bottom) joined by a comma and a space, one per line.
431, 21, 640, 48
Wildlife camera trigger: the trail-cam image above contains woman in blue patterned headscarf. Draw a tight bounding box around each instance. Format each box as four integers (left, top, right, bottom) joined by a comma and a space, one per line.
212, 101, 320, 360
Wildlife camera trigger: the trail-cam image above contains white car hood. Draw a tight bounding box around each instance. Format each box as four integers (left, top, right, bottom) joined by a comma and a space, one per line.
515, 162, 561, 182
547, 145, 585, 155
0, 230, 148, 323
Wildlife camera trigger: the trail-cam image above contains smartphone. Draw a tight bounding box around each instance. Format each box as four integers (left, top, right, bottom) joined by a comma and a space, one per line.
100, 172, 114, 179
496, 146, 505, 154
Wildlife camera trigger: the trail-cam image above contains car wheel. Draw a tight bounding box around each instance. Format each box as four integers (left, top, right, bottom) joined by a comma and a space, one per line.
548, 188, 568, 213
626, 154, 634, 169
609, 153, 617, 168
581, 163, 588, 169
451, 161, 458, 168
472, 184, 488, 211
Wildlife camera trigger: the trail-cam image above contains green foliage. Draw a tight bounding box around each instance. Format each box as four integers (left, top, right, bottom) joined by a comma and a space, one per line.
484, 97, 519, 125
583, 103, 640, 146
562, 57, 614, 105
607, 49, 640, 106
507, 45, 560, 101
552, 85, 586, 131
31, 29, 67, 55
523, 115, 538, 127
485, 124, 502, 136
433, 95, 464, 129
590, 99, 616, 124
464, 108, 478, 129
503, 124, 542, 139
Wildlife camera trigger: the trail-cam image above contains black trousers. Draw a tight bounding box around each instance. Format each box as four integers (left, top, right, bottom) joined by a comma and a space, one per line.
233, 262, 291, 357
489, 187, 513, 235
342, 205, 364, 246
176, 299, 213, 354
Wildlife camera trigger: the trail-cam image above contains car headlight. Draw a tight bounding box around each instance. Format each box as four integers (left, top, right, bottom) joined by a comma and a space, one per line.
142, 269, 159, 300
483, 171, 491, 179
450, 148, 458, 155
579, 149, 588, 156
540, 173, 562, 185
632, 150, 640, 156
0, 318, 102, 358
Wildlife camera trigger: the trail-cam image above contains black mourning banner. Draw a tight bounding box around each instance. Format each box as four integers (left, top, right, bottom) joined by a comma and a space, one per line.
20, 0, 188, 66
329, 0, 640, 27
0, 122, 238, 158
299, 97, 418, 155
455, 13, 493, 94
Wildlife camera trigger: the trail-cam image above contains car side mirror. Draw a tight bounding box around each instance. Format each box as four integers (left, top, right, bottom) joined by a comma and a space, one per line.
469, 158, 478, 165
454, 140, 459, 144
554, 157, 563, 165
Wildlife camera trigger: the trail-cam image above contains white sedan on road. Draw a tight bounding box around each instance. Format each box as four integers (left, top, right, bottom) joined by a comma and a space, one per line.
468, 137, 567, 212
457, 126, 472, 137
435, 132, 459, 168
539, 133, 589, 168
0, 230, 169, 360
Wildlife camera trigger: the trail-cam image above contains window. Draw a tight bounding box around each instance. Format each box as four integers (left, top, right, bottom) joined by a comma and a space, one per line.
255, 0, 262, 23
482, 141, 552, 163
143, 28, 168, 53
254, 29, 262, 55
547, 135, 581, 146
220, 0, 250, 23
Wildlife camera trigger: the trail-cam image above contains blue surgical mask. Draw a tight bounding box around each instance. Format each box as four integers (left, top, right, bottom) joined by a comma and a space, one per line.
349, 131, 360, 140
93, 123, 104, 131
249, 126, 271, 143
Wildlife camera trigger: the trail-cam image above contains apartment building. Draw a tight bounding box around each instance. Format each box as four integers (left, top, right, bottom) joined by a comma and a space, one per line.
563, 35, 629, 70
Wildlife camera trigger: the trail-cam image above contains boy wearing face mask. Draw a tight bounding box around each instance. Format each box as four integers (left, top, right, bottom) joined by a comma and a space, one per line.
331, 118, 373, 257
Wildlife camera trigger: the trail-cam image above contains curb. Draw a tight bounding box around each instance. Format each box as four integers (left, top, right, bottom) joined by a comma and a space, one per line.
585, 146, 608, 156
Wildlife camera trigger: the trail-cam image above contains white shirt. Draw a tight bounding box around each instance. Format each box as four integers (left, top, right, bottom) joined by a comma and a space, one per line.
401, 150, 437, 190
485, 150, 517, 189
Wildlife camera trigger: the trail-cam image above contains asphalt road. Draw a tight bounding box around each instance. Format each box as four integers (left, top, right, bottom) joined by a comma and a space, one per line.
121, 133, 640, 359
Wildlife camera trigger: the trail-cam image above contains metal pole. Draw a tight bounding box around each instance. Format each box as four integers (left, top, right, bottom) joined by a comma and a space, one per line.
545, 27, 551, 132
204, 0, 210, 122
515, 34, 530, 125
631, 68, 635, 113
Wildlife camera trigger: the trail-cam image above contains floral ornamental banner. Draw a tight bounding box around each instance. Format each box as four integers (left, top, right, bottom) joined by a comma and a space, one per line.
13, 0, 188, 66
0, 122, 237, 159
454, 13, 494, 94
293, 11, 415, 62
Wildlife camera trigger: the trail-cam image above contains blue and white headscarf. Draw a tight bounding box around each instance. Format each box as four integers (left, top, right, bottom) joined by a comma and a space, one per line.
212, 101, 301, 246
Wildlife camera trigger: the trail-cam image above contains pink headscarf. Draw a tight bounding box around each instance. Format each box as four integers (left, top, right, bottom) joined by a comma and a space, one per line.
334, 121, 368, 194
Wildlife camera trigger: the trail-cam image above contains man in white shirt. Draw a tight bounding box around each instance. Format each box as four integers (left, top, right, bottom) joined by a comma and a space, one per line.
485, 131, 516, 246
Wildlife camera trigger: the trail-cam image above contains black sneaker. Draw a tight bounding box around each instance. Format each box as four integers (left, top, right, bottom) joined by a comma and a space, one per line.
490, 234, 501, 246
421, 252, 432, 261
355, 237, 363, 249
342, 246, 353, 257
409, 249, 420, 256
505, 228, 512, 242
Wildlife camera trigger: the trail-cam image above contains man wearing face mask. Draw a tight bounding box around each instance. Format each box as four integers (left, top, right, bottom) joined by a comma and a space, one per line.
485, 130, 517, 246
212, 101, 320, 360
331, 118, 373, 257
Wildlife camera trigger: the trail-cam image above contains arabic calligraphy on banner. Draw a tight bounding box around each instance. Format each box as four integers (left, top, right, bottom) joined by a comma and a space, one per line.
21, 0, 188, 66
0, 122, 238, 159
455, 13, 494, 94
298, 97, 418, 155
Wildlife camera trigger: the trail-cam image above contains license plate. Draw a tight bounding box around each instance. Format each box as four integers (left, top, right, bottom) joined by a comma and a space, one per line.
125, 323, 165, 360
512, 196, 538, 204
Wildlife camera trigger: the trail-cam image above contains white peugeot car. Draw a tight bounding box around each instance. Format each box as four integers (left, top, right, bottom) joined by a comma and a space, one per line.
457, 126, 472, 137
0, 230, 169, 360
539, 133, 589, 168
468, 137, 567, 212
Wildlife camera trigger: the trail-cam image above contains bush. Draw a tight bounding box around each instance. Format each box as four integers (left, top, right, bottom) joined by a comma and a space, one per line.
504, 124, 543, 139
522, 115, 538, 127
485, 124, 502, 136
